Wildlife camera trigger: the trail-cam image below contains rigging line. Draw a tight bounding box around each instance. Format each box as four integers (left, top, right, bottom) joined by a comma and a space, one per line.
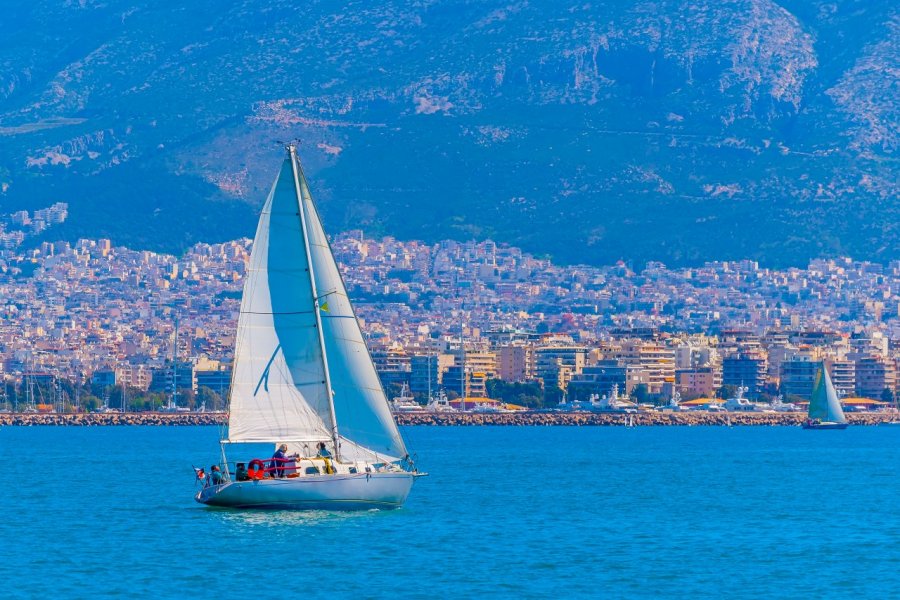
325, 334, 370, 344
293, 380, 329, 387
340, 385, 384, 394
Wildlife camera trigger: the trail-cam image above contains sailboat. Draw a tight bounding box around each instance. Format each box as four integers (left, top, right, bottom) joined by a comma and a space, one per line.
802, 365, 848, 430
195, 145, 423, 510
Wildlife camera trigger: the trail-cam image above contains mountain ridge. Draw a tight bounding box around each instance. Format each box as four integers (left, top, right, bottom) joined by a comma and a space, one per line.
0, 0, 897, 267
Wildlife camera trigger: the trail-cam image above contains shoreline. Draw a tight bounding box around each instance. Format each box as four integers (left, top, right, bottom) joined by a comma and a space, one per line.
1, 412, 898, 427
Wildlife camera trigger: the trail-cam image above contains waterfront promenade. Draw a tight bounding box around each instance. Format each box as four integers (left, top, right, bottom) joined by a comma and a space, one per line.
1, 411, 898, 426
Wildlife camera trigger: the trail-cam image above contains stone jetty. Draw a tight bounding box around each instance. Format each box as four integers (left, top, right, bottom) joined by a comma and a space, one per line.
1, 411, 898, 426
0, 412, 227, 426
395, 412, 897, 427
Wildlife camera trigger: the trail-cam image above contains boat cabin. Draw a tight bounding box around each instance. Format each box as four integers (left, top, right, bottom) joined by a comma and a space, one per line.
224, 458, 398, 483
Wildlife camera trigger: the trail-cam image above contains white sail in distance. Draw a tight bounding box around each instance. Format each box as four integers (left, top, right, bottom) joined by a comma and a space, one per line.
226, 159, 335, 445
808, 365, 847, 424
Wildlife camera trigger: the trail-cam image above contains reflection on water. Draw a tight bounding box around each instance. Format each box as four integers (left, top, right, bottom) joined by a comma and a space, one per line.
210, 506, 389, 529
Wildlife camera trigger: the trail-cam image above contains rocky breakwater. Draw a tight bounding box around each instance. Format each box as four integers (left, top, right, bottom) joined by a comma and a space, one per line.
0, 412, 228, 426
0, 411, 896, 426
395, 412, 899, 426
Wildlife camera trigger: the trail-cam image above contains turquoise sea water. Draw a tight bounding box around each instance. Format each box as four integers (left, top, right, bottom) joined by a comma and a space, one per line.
2, 425, 899, 599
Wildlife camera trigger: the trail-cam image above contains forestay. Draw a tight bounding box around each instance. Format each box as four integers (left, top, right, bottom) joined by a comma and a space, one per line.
226, 159, 335, 444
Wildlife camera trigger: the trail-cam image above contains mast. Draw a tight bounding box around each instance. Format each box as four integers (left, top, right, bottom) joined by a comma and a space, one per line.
287, 144, 341, 459
171, 314, 178, 411
460, 321, 466, 406
28, 365, 34, 410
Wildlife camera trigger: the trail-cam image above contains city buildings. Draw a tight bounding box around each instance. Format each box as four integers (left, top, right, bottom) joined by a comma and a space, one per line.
569, 360, 648, 400
721, 353, 767, 398
2, 217, 900, 407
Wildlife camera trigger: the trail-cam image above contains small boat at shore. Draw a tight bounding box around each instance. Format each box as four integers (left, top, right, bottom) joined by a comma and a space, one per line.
723, 386, 769, 412
592, 385, 638, 413
195, 145, 424, 510
802, 365, 848, 430
769, 395, 800, 413
425, 390, 457, 413
390, 383, 425, 414
665, 390, 690, 412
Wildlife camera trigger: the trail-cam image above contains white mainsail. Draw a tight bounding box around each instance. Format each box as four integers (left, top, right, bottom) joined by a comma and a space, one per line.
227, 159, 334, 444
228, 149, 408, 463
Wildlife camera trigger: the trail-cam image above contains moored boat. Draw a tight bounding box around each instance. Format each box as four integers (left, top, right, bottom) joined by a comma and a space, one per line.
390, 383, 425, 414
425, 390, 457, 413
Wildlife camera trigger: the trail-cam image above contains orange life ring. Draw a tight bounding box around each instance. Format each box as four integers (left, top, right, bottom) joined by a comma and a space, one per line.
248, 459, 266, 479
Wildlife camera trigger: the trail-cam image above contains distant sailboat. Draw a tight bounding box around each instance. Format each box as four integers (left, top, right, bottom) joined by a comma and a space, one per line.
195, 145, 424, 510
802, 365, 848, 430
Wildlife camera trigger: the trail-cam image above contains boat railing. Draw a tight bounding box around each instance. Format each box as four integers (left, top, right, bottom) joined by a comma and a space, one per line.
199, 455, 410, 486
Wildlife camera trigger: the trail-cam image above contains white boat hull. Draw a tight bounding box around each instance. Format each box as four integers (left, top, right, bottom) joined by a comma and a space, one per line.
195, 472, 416, 510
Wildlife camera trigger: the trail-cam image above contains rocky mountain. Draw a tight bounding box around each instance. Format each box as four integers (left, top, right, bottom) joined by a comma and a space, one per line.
0, 0, 897, 267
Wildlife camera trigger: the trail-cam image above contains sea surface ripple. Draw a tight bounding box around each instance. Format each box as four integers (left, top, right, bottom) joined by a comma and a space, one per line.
2, 425, 899, 599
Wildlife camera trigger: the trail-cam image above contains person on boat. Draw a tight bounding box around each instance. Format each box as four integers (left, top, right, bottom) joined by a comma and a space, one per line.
316, 442, 332, 459
317, 442, 336, 474
270, 443, 289, 478
210, 465, 225, 485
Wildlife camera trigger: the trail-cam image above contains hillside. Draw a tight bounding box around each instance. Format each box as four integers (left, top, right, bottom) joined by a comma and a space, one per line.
0, 0, 897, 266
